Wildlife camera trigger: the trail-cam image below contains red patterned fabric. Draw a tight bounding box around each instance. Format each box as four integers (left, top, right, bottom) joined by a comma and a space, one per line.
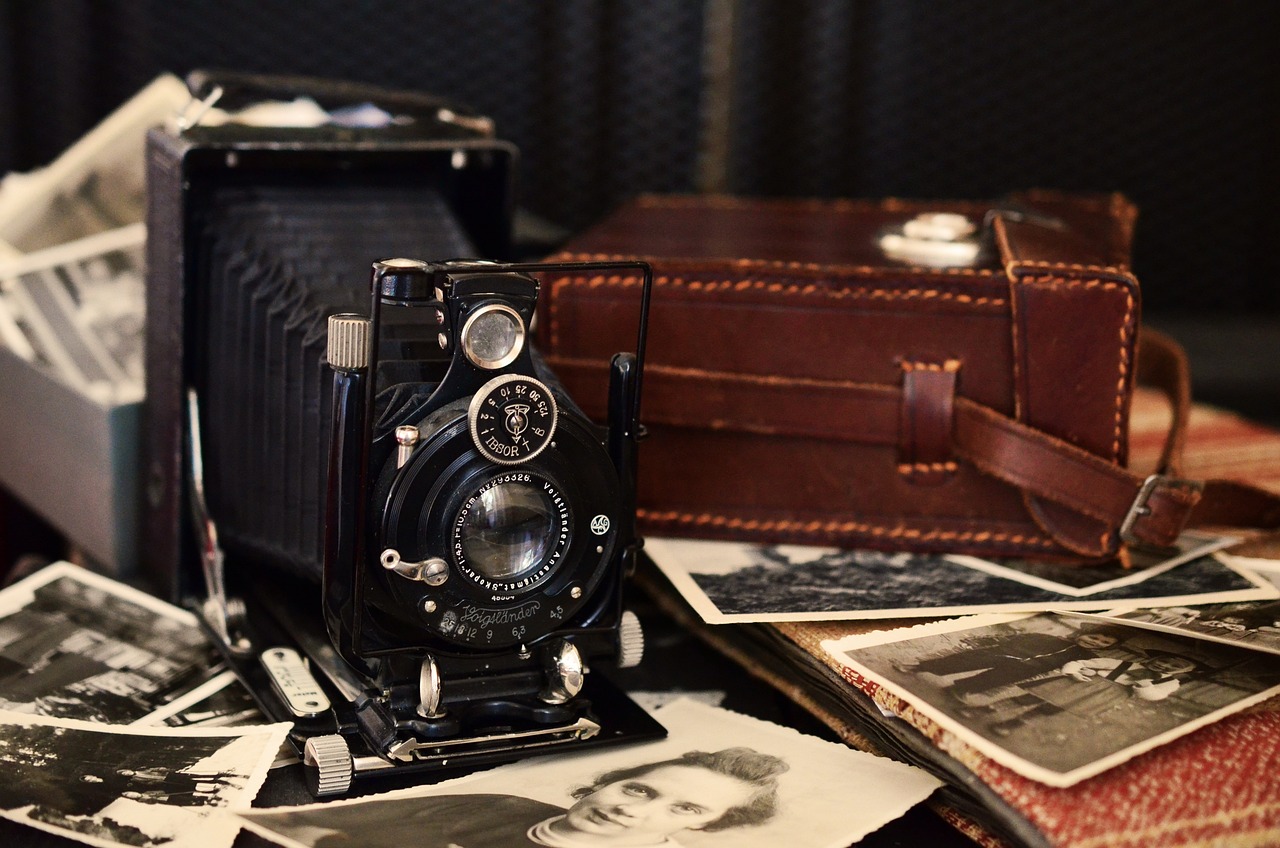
774, 391, 1280, 847
1129, 387, 1280, 491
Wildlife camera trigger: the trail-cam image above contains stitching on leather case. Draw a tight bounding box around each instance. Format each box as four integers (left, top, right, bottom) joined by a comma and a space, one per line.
548, 274, 1007, 351
1011, 259, 1132, 275
897, 462, 959, 473
900, 360, 961, 374
1019, 275, 1136, 461
555, 251, 1007, 279
638, 508, 1060, 550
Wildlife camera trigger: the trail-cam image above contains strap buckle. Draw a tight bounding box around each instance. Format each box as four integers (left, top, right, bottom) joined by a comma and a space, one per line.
1119, 474, 1169, 546
1120, 473, 1204, 547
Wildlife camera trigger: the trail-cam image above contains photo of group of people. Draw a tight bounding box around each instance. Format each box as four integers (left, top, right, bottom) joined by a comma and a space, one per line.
824, 611, 1280, 786
1104, 558, 1280, 656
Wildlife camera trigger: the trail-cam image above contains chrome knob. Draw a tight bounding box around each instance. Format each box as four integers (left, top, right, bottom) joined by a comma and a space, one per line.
303, 734, 353, 797
617, 609, 645, 669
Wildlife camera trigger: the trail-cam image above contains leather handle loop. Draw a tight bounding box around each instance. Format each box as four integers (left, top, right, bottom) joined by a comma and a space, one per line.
1135, 327, 1193, 477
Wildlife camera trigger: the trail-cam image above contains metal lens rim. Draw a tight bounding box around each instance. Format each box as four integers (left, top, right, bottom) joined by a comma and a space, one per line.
460, 302, 525, 370
452, 471, 568, 589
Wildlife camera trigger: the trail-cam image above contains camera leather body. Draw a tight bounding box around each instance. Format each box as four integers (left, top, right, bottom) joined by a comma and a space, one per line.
537, 191, 1214, 563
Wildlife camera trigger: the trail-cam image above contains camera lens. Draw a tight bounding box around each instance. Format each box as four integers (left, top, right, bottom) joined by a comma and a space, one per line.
459, 479, 557, 581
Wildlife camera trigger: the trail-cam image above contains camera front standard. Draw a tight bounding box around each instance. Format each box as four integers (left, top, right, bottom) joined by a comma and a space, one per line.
303, 257, 659, 793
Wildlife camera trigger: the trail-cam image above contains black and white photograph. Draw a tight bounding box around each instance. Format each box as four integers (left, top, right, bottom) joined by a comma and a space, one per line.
1101, 556, 1280, 656
0, 562, 217, 724
947, 529, 1238, 596
145, 671, 268, 729
644, 536, 1276, 624
0, 709, 288, 848
239, 698, 942, 848
0, 224, 146, 404
823, 612, 1280, 787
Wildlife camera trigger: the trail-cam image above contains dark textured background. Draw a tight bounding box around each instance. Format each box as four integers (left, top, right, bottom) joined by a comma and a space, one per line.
1, 0, 1276, 411
0, 6, 1274, 843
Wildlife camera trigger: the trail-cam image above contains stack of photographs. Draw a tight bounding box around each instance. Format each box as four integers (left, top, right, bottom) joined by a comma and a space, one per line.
195, 185, 477, 578
0, 75, 186, 255
0, 563, 291, 848
0, 562, 954, 848
0, 226, 146, 405
640, 533, 1280, 847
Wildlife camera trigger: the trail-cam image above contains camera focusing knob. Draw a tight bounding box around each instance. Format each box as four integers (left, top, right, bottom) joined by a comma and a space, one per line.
616, 610, 645, 669
326, 314, 370, 371
303, 734, 353, 797
539, 638, 586, 705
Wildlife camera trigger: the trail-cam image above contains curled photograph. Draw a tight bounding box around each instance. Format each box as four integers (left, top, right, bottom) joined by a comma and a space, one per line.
240, 699, 942, 848
0, 563, 218, 724
0, 710, 288, 848
825, 612, 1280, 786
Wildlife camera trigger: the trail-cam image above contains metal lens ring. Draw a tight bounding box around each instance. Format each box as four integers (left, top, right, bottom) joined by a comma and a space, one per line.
381, 412, 622, 651
460, 302, 525, 370
452, 471, 570, 590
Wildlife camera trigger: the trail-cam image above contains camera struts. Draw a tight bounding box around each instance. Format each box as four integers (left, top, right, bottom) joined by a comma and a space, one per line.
192, 256, 662, 796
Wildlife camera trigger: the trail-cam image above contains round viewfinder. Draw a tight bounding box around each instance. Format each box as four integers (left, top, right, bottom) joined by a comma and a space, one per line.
461, 304, 524, 369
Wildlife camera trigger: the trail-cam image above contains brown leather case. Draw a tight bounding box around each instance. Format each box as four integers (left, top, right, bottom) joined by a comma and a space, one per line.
537, 191, 1192, 562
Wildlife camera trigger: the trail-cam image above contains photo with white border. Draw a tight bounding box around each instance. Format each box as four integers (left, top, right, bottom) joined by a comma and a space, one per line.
0, 562, 217, 724
240, 698, 942, 848
0, 709, 288, 848
644, 536, 1274, 624
822, 611, 1280, 787
1099, 556, 1280, 656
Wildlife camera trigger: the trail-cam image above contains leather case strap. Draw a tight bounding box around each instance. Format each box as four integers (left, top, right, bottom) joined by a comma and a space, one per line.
551, 332, 1280, 559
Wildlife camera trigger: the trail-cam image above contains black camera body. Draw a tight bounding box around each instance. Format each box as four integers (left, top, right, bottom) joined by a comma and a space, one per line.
304, 257, 658, 793
326, 257, 645, 704
143, 73, 663, 797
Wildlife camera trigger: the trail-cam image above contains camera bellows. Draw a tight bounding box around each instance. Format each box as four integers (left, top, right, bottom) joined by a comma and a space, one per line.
197, 186, 476, 580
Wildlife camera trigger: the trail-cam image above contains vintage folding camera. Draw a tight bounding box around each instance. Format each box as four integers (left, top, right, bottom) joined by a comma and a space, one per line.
143, 72, 662, 796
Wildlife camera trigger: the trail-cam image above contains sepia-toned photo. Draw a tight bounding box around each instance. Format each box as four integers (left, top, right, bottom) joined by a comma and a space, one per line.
0, 562, 217, 724
644, 535, 1275, 624
0, 709, 288, 848
824, 612, 1280, 787
240, 698, 942, 848
1102, 556, 1280, 656
947, 529, 1238, 596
